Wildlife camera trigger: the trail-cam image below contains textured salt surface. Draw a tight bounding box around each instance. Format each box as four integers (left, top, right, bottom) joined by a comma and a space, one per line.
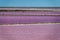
0, 24, 60, 40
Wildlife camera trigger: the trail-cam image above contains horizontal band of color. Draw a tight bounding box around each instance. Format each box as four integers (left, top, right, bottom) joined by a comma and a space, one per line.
0, 16, 60, 24
0, 0, 60, 7
0, 23, 60, 26
0, 7, 60, 12
0, 12, 60, 16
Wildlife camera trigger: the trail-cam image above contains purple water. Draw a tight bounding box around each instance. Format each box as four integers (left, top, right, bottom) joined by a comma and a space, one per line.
0, 16, 60, 24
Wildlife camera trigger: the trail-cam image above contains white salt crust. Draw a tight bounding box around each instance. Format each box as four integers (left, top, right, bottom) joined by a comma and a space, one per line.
0, 23, 60, 26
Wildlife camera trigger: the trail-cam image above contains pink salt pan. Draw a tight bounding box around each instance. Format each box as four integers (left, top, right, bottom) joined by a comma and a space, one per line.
0, 24, 60, 40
